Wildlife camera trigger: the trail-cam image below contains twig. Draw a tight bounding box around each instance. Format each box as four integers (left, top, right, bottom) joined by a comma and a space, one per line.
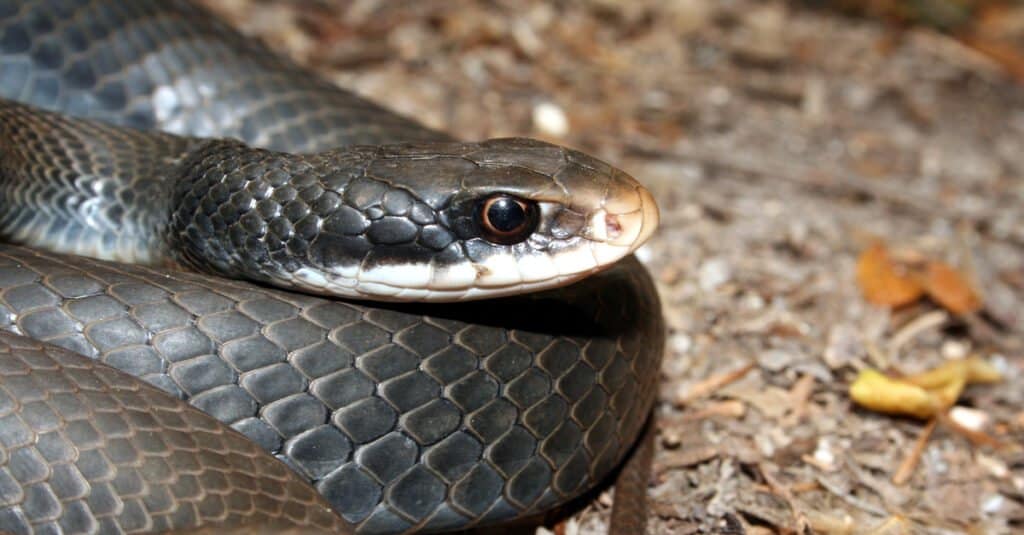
801, 509, 857, 535
886, 310, 949, 359
782, 374, 816, 427
674, 362, 756, 406
675, 400, 747, 422
815, 474, 888, 517
863, 515, 913, 535
961, 311, 1021, 353
661, 445, 719, 470
892, 418, 936, 485
759, 464, 806, 531
936, 410, 1002, 449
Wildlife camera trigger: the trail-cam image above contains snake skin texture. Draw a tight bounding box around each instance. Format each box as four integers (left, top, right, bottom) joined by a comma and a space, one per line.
0, 98, 195, 264
0, 244, 663, 533
0, 0, 442, 150
0, 330, 349, 535
0, 0, 664, 533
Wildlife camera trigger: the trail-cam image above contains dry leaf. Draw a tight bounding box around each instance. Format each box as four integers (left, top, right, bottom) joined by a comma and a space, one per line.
960, 34, 1024, 84
923, 261, 982, 314
850, 369, 939, 419
902, 356, 1002, 388
850, 357, 1002, 420
856, 242, 924, 307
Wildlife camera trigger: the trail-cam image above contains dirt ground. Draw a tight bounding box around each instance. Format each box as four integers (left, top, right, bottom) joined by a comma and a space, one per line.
199, 1, 1024, 533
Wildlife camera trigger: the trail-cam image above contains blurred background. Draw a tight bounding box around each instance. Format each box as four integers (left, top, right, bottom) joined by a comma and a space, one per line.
197, 1, 1024, 533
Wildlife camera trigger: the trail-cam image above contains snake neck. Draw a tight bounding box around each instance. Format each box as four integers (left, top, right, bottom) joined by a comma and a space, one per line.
0, 99, 194, 265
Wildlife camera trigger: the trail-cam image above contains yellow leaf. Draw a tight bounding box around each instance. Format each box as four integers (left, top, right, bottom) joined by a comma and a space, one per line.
903, 357, 1001, 389
851, 358, 1001, 420
902, 359, 968, 390
965, 357, 1002, 384
849, 369, 938, 419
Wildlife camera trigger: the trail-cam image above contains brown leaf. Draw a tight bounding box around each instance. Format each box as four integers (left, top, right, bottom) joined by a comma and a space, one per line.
960, 34, 1024, 85
856, 242, 924, 307
924, 261, 982, 314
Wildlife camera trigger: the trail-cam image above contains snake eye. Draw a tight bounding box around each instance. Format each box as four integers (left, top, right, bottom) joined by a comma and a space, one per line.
478, 195, 539, 245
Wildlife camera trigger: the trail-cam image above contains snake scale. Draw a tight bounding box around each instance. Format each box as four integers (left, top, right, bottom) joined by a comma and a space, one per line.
0, 1, 665, 534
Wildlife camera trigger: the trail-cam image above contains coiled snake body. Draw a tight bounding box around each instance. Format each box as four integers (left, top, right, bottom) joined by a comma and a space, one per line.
0, 1, 664, 533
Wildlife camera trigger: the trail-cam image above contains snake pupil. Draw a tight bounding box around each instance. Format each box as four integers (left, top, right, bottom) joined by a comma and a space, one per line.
488, 198, 525, 231
479, 195, 538, 244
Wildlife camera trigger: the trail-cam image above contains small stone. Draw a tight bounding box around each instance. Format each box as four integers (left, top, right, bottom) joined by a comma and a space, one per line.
659, 266, 682, 285
941, 339, 970, 359
708, 85, 731, 106
812, 437, 837, 472
981, 494, 1005, 514
976, 453, 1009, 479
512, 21, 543, 57
759, 349, 795, 372
698, 257, 730, 292
739, 291, 765, 311
669, 333, 692, 355
634, 244, 653, 264
532, 102, 569, 137
949, 406, 989, 432
823, 324, 864, 369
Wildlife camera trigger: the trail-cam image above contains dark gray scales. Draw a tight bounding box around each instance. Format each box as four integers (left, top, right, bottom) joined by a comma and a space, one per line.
0, 0, 664, 533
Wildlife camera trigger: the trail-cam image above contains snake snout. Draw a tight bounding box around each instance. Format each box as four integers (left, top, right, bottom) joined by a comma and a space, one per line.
586, 181, 659, 250
556, 160, 659, 272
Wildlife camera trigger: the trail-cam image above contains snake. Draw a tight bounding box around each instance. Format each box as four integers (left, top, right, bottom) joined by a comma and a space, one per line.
0, 1, 665, 534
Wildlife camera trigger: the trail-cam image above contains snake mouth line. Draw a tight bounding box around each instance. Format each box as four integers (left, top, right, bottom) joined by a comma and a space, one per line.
287, 244, 632, 301
278, 184, 660, 302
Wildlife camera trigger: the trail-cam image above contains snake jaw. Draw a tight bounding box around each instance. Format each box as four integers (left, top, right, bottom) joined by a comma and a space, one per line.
290, 171, 659, 302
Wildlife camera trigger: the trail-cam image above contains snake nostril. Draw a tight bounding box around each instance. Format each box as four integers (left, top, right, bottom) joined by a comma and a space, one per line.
605, 213, 623, 240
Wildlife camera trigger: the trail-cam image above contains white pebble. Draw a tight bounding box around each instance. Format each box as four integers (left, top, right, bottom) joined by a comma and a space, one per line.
670, 333, 692, 355
941, 339, 969, 359
977, 453, 1009, 478
634, 244, 653, 263
812, 437, 837, 471
981, 493, 1005, 514
532, 101, 569, 137
698, 257, 731, 292
949, 406, 989, 432
708, 85, 731, 106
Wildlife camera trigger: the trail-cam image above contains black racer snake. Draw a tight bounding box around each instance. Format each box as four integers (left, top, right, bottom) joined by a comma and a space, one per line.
0, 1, 664, 533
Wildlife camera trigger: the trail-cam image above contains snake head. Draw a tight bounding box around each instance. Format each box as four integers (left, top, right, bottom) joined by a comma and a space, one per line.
172, 138, 658, 301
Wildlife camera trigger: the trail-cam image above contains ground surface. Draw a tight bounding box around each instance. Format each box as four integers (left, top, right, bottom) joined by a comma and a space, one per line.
199, 1, 1024, 533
